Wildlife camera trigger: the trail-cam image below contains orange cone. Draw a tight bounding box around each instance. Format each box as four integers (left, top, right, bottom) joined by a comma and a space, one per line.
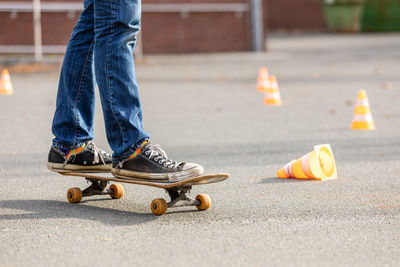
351, 90, 375, 130
277, 144, 337, 181
256, 67, 269, 92
0, 69, 13, 95
263, 75, 282, 106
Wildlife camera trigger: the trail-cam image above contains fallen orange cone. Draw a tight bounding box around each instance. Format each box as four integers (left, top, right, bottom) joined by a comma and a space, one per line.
0, 69, 13, 95
263, 75, 282, 106
256, 67, 269, 92
277, 144, 337, 181
351, 89, 375, 130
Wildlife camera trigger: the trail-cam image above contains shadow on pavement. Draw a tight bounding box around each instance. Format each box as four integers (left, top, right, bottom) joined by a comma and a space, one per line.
0, 199, 156, 226
166, 209, 200, 215
259, 177, 315, 184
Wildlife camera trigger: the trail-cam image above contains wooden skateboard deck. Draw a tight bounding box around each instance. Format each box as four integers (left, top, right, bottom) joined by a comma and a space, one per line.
60, 172, 229, 190
57, 171, 229, 215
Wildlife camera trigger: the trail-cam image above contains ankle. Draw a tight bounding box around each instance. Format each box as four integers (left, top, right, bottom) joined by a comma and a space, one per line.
54, 142, 87, 160
127, 140, 148, 160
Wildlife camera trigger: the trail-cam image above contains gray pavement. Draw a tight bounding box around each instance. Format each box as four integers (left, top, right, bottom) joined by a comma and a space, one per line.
1, 34, 400, 266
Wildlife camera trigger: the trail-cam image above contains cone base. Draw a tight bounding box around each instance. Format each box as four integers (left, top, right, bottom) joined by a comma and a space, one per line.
351, 121, 375, 130
0, 89, 13, 95
264, 99, 281, 106
277, 168, 288, 178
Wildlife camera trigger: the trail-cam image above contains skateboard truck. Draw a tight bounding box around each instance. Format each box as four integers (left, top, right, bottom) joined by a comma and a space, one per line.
66, 178, 124, 204
166, 187, 200, 208
81, 179, 110, 197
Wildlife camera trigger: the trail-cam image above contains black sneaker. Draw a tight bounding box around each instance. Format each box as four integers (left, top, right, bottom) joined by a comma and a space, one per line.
111, 143, 204, 181
47, 141, 112, 173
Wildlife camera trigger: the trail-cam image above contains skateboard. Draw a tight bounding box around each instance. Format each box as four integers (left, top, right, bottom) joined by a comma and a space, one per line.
58, 172, 229, 215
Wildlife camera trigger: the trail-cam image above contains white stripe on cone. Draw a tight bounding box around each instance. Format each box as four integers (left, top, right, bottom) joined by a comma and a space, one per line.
284, 160, 295, 177
353, 114, 373, 122
301, 152, 313, 178
265, 92, 280, 99
356, 99, 369, 107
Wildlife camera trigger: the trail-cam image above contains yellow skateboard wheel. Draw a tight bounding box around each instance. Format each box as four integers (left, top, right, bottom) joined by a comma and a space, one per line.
110, 183, 124, 199
151, 198, 168, 215
67, 188, 82, 203
196, 194, 211, 211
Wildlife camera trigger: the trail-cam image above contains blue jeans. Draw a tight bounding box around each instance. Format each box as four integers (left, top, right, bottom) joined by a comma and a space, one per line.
51, 0, 149, 162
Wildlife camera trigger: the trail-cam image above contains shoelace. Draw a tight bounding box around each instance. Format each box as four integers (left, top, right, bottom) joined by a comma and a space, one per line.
87, 141, 109, 165
145, 144, 181, 169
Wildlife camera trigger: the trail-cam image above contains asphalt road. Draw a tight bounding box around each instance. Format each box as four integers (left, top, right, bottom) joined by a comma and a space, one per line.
1, 34, 399, 266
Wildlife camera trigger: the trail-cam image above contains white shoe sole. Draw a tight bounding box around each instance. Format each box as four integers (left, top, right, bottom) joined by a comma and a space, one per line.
111, 165, 204, 182
47, 162, 111, 173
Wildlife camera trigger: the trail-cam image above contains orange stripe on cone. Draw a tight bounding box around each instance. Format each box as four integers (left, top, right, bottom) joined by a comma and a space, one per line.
277, 144, 337, 181
0, 69, 13, 95
263, 75, 282, 106
351, 90, 375, 130
256, 67, 269, 92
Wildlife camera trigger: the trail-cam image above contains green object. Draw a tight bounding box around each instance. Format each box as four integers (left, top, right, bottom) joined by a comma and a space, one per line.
321, 0, 364, 32
361, 0, 400, 31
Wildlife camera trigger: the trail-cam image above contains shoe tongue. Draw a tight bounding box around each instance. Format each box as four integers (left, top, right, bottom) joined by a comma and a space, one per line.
141, 143, 183, 168
142, 143, 166, 157
154, 145, 168, 158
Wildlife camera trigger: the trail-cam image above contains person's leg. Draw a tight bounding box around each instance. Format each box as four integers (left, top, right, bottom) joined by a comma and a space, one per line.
48, 0, 112, 173
93, 0, 202, 181
93, 0, 149, 162
52, 0, 96, 150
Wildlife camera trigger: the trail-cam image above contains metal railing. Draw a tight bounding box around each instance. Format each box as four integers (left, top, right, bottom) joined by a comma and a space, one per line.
0, 2, 249, 13
0, 1, 262, 59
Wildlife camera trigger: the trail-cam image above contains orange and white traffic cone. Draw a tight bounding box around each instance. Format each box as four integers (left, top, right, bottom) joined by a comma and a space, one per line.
351, 90, 375, 130
0, 69, 14, 95
263, 75, 282, 106
277, 144, 337, 181
256, 67, 269, 92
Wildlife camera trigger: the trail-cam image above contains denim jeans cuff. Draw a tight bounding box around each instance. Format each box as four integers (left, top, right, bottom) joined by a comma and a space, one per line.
113, 137, 149, 163
52, 140, 89, 150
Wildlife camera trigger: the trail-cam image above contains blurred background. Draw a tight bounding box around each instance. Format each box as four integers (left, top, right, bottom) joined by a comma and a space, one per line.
0, 0, 400, 60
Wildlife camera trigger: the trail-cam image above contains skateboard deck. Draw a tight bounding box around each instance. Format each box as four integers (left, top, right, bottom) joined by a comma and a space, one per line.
61, 172, 229, 189
57, 171, 229, 215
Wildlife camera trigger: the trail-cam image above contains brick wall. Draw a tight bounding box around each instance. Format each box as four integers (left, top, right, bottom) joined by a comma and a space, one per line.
0, 0, 327, 53
0, 0, 80, 46
141, 13, 251, 53
141, 0, 252, 53
266, 0, 327, 31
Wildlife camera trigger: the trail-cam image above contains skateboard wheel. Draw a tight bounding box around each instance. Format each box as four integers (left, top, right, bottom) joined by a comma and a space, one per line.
195, 194, 211, 211
151, 198, 168, 215
110, 183, 124, 199
67, 188, 82, 204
